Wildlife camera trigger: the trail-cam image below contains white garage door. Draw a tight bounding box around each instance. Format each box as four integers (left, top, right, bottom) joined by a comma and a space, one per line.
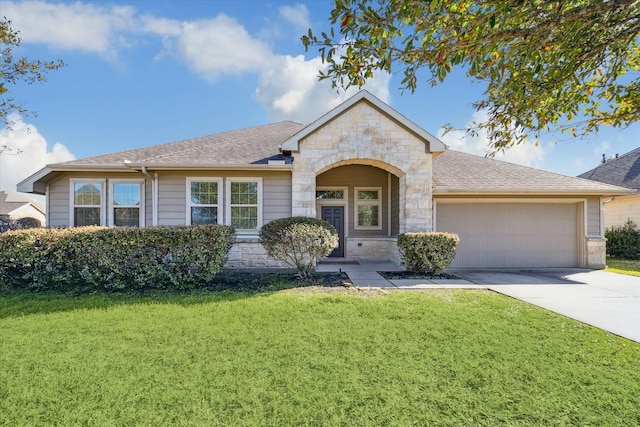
436, 203, 580, 268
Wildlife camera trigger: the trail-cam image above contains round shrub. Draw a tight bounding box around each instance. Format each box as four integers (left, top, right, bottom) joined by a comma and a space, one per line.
260, 216, 338, 279
397, 232, 460, 275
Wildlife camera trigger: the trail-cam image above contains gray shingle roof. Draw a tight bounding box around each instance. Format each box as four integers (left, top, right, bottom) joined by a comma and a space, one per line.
56, 121, 305, 167
45, 120, 630, 196
433, 150, 631, 194
578, 147, 640, 190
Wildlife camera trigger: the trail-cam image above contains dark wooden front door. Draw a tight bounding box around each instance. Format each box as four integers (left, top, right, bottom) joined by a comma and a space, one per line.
321, 206, 344, 257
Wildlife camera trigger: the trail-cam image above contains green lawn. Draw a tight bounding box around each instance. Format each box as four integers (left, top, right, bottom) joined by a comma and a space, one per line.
606, 256, 640, 276
1, 288, 639, 426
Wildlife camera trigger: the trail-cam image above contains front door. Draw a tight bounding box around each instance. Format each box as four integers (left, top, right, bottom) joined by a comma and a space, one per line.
321, 206, 344, 257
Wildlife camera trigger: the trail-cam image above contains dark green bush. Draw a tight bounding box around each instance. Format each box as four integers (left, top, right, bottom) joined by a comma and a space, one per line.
0, 225, 235, 292
397, 232, 460, 275
260, 216, 338, 278
605, 220, 640, 259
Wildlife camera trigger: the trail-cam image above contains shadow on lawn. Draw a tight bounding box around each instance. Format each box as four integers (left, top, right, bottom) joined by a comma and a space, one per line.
0, 271, 352, 319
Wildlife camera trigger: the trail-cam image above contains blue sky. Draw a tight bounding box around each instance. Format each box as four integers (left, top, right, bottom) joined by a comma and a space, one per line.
1, 0, 638, 196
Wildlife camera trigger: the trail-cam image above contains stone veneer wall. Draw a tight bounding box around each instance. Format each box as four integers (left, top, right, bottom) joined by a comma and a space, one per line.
225, 238, 286, 269
345, 237, 402, 264
586, 238, 607, 269
290, 102, 434, 234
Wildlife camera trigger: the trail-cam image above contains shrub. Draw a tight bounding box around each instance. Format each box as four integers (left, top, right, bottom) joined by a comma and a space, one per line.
0, 225, 235, 292
260, 216, 338, 279
397, 232, 460, 275
605, 219, 640, 259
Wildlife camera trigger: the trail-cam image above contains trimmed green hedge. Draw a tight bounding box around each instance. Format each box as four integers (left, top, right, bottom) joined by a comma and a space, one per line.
260, 216, 338, 278
0, 225, 235, 292
397, 232, 460, 275
606, 220, 640, 259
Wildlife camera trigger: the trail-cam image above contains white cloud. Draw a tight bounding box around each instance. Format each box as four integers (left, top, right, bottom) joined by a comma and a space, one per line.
438, 110, 547, 168
0, 0, 136, 58
255, 54, 391, 123
142, 14, 272, 80
3, 1, 394, 125
279, 4, 310, 30
0, 116, 75, 193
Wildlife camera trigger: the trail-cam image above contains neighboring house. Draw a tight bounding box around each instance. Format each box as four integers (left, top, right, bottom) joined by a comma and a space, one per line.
18, 91, 630, 269
579, 147, 640, 230
0, 190, 46, 228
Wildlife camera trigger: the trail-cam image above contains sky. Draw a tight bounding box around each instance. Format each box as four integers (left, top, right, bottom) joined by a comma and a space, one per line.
1, 0, 639, 199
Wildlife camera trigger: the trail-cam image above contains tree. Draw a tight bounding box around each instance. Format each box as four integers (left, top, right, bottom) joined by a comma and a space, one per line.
1, 18, 64, 126
302, 0, 640, 151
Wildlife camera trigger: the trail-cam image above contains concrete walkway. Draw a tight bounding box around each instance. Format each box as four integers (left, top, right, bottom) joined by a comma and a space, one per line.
316, 260, 485, 289
317, 261, 640, 343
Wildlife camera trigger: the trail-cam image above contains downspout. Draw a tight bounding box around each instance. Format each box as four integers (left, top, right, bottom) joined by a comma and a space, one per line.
140, 166, 158, 227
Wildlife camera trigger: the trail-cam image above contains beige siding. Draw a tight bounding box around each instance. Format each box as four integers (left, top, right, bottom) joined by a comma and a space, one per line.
604, 195, 640, 229
46, 170, 291, 228
157, 170, 292, 226
586, 197, 602, 236
436, 202, 580, 268
316, 165, 389, 237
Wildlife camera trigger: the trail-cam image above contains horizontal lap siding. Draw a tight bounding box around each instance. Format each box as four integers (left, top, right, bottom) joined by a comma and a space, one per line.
604, 196, 640, 229
158, 171, 292, 226
586, 197, 602, 236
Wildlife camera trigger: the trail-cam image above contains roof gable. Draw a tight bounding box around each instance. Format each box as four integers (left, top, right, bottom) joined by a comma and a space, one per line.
578, 147, 640, 190
280, 90, 446, 153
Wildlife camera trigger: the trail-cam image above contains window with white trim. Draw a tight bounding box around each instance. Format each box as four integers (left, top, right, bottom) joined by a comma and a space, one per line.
71, 180, 105, 226
226, 178, 262, 231
110, 180, 144, 227
187, 178, 222, 225
355, 187, 382, 230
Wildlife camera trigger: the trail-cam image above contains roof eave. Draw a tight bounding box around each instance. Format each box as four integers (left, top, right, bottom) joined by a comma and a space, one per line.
433, 188, 636, 197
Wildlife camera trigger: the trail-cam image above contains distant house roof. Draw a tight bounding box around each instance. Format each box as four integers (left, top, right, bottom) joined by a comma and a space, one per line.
578, 147, 640, 190
433, 150, 631, 195
0, 191, 45, 216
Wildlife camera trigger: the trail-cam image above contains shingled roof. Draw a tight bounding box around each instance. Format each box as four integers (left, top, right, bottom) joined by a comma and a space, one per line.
433, 150, 631, 195
0, 191, 44, 215
578, 147, 640, 190
56, 121, 305, 167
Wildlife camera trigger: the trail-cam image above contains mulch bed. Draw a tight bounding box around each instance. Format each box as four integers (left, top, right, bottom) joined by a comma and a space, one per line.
378, 271, 458, 280
209, 270, 353, 292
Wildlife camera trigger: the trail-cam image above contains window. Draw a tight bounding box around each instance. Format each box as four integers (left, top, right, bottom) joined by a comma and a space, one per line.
355, 187, 382, 230
110, 181, 144, 227
187, 178, 222, 225
226, 178, 262, 231
316, 189, 345, 200
71, 180, 105, 226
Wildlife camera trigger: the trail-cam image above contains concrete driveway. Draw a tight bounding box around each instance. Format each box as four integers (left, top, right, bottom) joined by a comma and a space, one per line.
454, 269, 640, 343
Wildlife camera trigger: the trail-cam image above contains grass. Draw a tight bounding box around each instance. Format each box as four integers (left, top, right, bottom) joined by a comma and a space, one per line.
1, 288, 639, 426
606, 256, 640, 276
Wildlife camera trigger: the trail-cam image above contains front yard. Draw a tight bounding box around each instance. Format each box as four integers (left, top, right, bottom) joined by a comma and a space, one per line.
606, 256, 640, 276
1, 288, 639, 426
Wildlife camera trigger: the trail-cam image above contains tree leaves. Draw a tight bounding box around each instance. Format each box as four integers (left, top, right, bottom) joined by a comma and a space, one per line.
0, 18, 64, 126
302, 0, 640, 152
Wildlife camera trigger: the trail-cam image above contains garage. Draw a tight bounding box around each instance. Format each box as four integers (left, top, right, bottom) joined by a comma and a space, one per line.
436, 203, 581, 268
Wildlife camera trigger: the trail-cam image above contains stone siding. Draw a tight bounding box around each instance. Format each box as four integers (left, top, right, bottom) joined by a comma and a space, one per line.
290, 101, 434, 234
586, 238, 607, 269
345, 237, 402, 264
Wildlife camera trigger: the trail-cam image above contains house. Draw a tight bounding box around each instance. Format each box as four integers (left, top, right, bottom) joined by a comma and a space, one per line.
0, 190, 46, 228
579, 147, 640, 230
18, 91, 631, 269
